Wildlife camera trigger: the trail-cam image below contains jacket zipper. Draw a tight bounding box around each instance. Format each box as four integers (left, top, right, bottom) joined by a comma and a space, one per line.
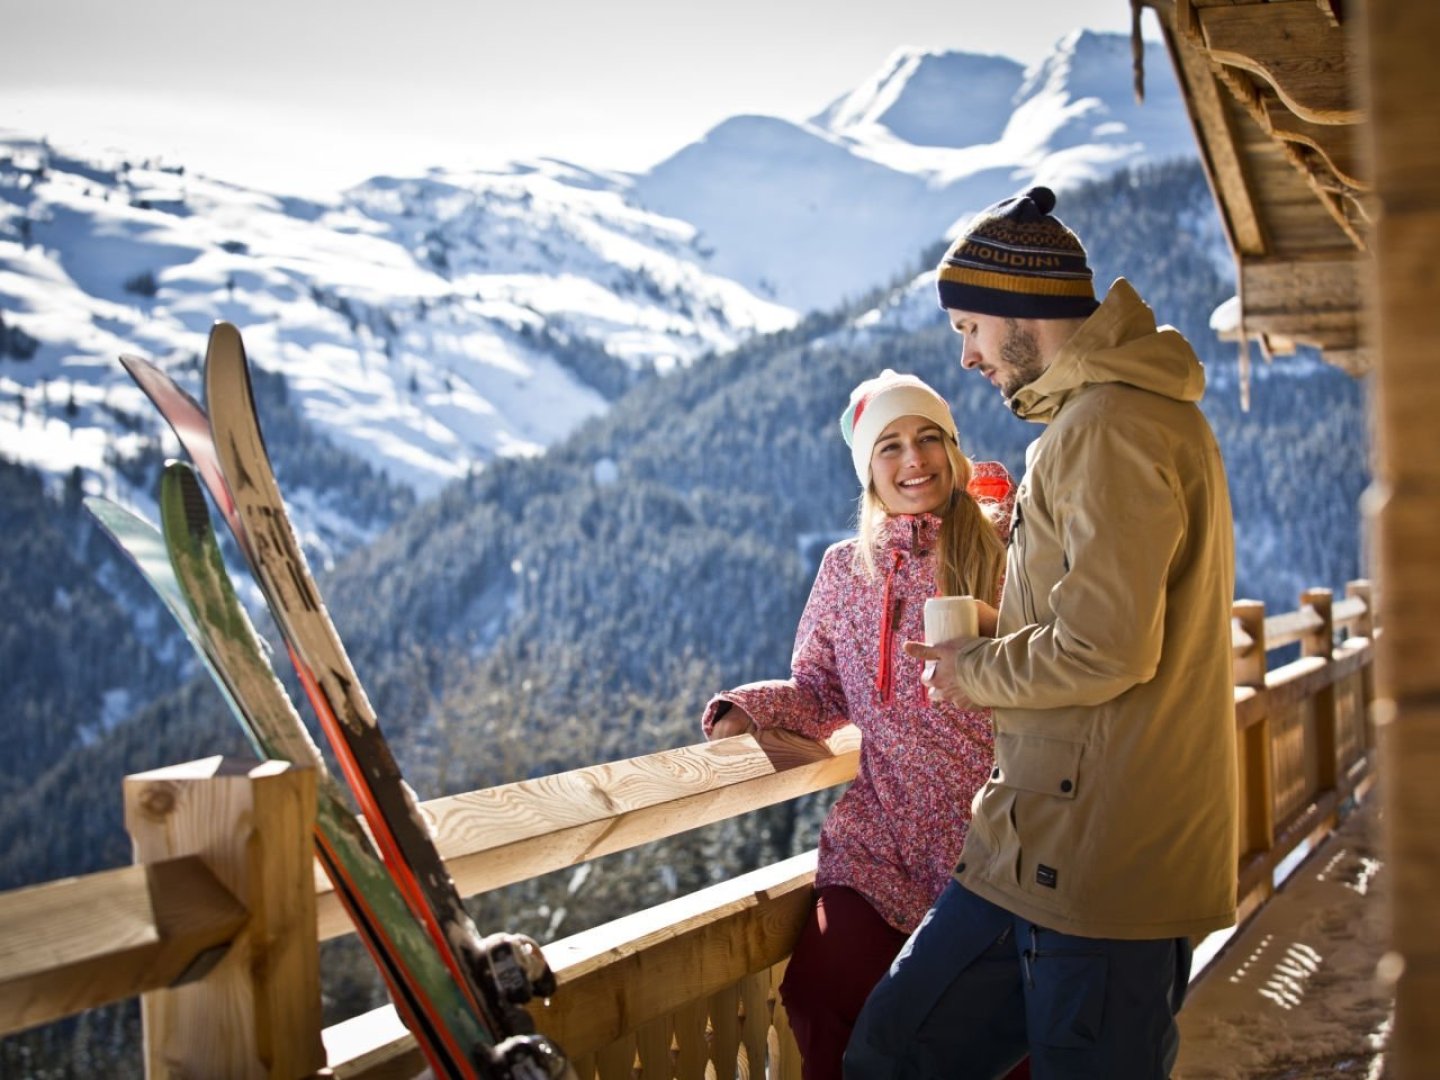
1011, 501, 1040, 625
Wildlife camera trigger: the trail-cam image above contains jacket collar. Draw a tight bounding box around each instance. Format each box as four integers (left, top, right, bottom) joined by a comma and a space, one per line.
1008, 278, 1207, 425
879, 512, 942, 557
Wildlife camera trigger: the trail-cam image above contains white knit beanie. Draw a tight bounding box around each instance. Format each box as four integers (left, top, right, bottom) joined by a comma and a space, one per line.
839, 370, 958, 487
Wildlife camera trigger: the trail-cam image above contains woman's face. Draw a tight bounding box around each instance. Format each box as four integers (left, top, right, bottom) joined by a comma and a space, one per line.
870, 414, 955, 516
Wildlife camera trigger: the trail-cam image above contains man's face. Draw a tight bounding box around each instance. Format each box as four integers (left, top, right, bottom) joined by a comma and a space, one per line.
947, 310, 1047, 401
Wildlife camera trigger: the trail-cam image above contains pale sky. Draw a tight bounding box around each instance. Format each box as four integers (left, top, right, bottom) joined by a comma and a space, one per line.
1, 0, 1159, 198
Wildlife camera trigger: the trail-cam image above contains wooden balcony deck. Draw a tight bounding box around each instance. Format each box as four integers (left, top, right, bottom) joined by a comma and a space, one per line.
1176, 790, 1390, 1079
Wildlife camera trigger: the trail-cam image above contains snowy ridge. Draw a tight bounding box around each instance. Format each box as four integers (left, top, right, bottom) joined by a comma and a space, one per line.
0, 136, 793, 527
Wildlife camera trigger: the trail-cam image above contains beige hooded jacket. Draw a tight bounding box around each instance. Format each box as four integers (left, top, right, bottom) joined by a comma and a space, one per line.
952, 278, 1238, 940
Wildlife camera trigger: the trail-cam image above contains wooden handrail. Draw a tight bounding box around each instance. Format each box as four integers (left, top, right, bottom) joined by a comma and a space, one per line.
0, 856, 247, 1036
1331, 595, 1367, 629
1264, 605, 1326, 649
317, 726, 860, 940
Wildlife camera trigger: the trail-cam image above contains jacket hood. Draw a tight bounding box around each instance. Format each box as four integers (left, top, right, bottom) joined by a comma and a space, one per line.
1007, 278, 1206, 424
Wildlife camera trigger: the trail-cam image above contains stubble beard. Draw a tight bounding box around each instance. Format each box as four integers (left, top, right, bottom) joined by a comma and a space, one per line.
997, 319, 1047, 400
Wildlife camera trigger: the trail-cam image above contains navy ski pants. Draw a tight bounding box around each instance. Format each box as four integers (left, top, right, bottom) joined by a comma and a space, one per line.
843, 881, 1191, 1079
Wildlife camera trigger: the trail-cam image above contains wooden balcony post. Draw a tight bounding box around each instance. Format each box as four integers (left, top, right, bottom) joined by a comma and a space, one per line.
1232, 599, 1274, 866
1347, 580, 1378, 754
1232, 599, 1268, 690
1302, 589, 1339, 794
1300, 587, 1335, 660
1346, 579, 1376, 640
124, 757, 324, 1079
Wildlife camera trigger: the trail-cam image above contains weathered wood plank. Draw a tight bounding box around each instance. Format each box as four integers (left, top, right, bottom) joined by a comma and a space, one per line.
0, 856, 247, 1037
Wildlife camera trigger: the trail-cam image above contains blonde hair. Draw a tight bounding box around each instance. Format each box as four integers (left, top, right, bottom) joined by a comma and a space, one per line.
854, 437, 1006, 602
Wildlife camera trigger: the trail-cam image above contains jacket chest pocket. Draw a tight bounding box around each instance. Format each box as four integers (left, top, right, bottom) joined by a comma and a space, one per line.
993, 730, 1083, 801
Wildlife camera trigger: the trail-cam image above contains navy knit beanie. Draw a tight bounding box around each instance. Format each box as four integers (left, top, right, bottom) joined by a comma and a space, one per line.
936, 186, 1100, 319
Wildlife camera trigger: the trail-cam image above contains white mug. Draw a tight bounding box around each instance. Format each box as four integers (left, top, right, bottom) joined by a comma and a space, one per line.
924, 596, 979, 644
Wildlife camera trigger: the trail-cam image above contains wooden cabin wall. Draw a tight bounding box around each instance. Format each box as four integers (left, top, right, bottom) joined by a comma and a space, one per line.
1358, 0, 1440, 1073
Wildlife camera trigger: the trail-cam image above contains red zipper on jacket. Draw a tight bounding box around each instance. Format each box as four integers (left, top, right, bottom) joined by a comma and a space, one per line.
875, 548, 904, 704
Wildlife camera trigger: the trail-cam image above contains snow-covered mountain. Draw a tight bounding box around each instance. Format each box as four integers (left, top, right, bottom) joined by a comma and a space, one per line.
0, 141, 795, 563
634, 31, 1193, 312
0, 29, 1196, 555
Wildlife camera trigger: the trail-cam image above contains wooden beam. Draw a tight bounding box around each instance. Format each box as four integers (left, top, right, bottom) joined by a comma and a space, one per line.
1199, 0, 1361, 124
1156, 2, 1268, 255
1223, 312, 1360, 351
1240, 253, 1364, 310
0, 857, 247, 1036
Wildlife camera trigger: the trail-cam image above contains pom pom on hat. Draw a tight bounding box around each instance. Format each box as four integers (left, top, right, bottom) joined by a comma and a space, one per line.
840, 370, 958, 488
935, 185, 1100, 320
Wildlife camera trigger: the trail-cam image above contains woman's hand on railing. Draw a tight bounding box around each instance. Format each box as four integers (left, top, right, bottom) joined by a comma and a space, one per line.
708, 704, 757, 740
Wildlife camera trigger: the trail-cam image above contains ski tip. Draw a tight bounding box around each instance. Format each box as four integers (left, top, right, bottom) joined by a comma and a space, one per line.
118, 352, 151, 375
162, 461, 212, 537
207, 321, 244, 352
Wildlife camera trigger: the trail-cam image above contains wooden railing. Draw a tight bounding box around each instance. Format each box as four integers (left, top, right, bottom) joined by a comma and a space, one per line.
0, 581, 1378, 1078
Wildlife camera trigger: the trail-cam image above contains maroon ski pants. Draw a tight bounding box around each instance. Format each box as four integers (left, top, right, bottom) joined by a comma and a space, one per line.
781, 885, 1030, 1080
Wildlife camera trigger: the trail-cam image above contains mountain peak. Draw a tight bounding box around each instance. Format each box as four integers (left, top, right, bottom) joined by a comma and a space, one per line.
812, 47, 1025, 148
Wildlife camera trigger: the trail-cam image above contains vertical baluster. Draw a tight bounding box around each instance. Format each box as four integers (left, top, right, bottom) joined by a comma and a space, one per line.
768, 960, 803, 1080
738, 971, 770, 1080
707, 984, 742, 1080
635, 1013, 675, 1080
672, 997, 710, 1079
595, 1034, 639, 1080
1303, 588, 1339, 795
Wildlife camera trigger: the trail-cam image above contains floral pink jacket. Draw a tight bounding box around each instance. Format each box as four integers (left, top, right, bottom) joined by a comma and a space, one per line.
701, 462, 1015, 932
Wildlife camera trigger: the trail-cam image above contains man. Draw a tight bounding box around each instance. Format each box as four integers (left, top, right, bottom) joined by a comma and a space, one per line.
844, 185, 1238, 1079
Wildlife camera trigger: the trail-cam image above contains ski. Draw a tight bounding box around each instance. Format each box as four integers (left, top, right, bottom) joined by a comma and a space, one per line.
117, 330, 573, 1078
85, 478, 482, 1079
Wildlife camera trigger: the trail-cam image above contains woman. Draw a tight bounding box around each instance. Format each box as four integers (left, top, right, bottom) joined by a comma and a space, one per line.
703, 370, 1018, 1080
